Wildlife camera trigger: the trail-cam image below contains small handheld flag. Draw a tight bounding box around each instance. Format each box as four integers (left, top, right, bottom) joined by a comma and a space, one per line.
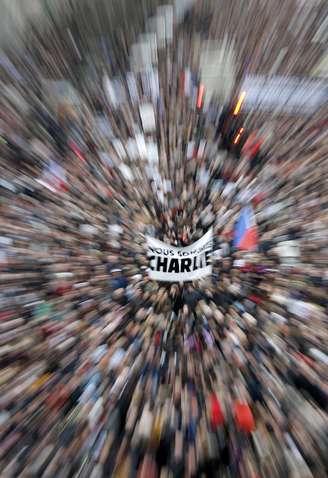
233, 205, 258, 250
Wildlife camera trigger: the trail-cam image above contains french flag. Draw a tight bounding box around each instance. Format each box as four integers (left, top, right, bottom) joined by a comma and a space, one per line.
233, 205, 258, 250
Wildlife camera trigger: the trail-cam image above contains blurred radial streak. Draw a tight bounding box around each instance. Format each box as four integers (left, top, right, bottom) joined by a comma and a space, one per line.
1, 1, 328, 477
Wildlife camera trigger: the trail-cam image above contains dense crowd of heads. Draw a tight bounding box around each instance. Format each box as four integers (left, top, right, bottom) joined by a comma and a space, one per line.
1, 2, 328, 478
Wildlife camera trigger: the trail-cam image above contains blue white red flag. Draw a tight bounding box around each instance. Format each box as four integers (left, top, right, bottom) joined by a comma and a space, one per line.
233, 205, 258, 250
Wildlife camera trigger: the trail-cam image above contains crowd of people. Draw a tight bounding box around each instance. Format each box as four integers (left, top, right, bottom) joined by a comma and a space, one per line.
1, 1, 328, 478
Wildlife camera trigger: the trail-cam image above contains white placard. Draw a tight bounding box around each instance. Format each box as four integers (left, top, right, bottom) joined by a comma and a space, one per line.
139, 103, 156, 133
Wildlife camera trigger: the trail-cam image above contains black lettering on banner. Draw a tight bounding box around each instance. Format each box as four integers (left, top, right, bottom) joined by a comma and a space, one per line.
149, 246, 163, 254
205, 250, 211, 266
148, 231, 213, 279
181, 258, 192, 272
149, 256, 155, 270
192, 255, 199, 270
157, 256, 168, 272
168, 258, 179, 273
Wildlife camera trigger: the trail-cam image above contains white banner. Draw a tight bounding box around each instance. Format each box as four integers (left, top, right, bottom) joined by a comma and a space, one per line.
146, 229, 213, 282
241, 75, 327, 115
